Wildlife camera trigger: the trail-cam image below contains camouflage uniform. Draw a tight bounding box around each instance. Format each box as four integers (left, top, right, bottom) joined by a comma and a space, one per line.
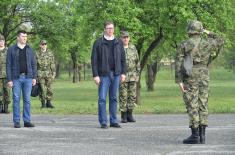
0, 47, 11, 112
175, 20, 224, 144
36, 49, 56, 105
119, 44, 140, 112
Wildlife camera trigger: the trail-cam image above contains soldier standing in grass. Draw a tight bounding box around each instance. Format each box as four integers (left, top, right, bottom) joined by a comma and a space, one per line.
119, 31, 140, 123
175, 20, 224, 144
0, 34, 11, 113
36, 40, 56, 108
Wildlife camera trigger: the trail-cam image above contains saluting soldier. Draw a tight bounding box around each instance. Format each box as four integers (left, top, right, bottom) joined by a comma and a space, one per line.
175, 20, 224, 144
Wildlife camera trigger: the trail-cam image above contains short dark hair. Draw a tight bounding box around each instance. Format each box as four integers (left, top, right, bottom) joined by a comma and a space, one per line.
104, 21, 114, 28
17, 30, 27, 36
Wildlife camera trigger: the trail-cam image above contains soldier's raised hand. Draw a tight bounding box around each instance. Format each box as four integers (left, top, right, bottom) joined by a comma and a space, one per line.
203, 29, 210, 35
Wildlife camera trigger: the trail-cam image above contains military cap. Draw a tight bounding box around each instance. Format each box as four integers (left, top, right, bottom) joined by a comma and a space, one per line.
0, 34, 5, 40
40, 39, 47, 44
121, 31, 129, 37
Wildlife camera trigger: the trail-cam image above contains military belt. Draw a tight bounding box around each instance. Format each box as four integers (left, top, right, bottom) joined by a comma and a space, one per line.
193, 63, 207, 68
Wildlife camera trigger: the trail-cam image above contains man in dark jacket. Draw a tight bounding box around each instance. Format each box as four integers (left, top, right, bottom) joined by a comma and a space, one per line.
6, 30, 37, 128
91, 21, 126, 129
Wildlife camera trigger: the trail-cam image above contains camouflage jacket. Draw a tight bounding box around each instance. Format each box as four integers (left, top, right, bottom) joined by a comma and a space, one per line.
36, 49, 56, 78
0, 47, 7, 78
175, 32, 224, 83
124, 44, 140, 82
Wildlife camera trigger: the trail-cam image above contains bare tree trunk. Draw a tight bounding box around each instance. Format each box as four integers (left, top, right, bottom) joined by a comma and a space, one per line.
146, 61, 159, 91
68, 61, 72, 78
78, 65, 82, 81
136, 80, 141, 105
55, 62, 60, 78
135, 28, 163, 104
70, 47, 79, 83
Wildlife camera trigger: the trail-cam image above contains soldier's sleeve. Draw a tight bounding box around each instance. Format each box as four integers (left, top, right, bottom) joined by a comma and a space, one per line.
6, 48, 12, 82
207, 32, 224, 61
175, 43, 184, 84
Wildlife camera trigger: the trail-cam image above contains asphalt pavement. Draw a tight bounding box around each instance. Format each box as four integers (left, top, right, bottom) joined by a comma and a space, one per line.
0, 114, 234, 155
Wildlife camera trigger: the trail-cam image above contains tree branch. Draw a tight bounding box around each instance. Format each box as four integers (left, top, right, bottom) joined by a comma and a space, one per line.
140, 27, 163, 72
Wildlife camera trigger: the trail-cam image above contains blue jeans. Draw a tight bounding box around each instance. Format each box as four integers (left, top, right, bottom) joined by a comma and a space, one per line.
12, 75, 32, 124
98, 72, 120, 125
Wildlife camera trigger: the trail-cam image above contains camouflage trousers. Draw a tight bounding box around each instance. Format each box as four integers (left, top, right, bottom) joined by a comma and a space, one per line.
183, 67, 209, 128
119, 81, 137, 112
38, 77, 53, 102
0, 78, 11, 105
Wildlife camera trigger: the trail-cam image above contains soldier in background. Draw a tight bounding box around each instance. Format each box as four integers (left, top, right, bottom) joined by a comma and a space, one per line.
36, 40, 56, 108
0, 34, 11, 113
175, 20, 224, 144
119, 31, 140, 123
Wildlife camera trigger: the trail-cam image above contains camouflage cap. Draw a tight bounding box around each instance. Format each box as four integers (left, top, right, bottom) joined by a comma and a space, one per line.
0, 34, 5, 40
187, 20, 203, 34
40, 39, 47, 44
121, 31, 129, 37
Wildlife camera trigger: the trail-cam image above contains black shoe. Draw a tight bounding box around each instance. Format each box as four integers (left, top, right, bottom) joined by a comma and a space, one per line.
24, 122, 35, 127
14, 122, 21, 128
101, 124, 108, 129
46, 100, 54, 108
110, 123, 121, 128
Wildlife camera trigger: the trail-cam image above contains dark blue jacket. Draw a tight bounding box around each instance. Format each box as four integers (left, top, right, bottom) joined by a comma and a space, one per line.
6, 44, 37, 81
91, 36, 126, 77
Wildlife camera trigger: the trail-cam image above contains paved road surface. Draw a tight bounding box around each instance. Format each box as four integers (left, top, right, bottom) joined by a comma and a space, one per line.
0, 114, 234, 155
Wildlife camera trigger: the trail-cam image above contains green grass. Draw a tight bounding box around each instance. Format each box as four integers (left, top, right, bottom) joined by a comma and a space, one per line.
15, 67, 235, 114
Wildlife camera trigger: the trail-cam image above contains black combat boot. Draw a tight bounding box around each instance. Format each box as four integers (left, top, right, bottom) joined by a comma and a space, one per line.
121, 111, 127, 123
3, 103, 10, 114
183, 127, 200, 144
41, 100, 46, 108
46, 100, 54, 108
0, 103, 3, 113
127, 109, 136, 122
199, 125, 206, 144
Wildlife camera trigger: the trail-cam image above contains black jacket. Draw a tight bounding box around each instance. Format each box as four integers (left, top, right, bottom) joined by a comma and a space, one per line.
6, 44, 37, 81
91, 36, 126, 77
